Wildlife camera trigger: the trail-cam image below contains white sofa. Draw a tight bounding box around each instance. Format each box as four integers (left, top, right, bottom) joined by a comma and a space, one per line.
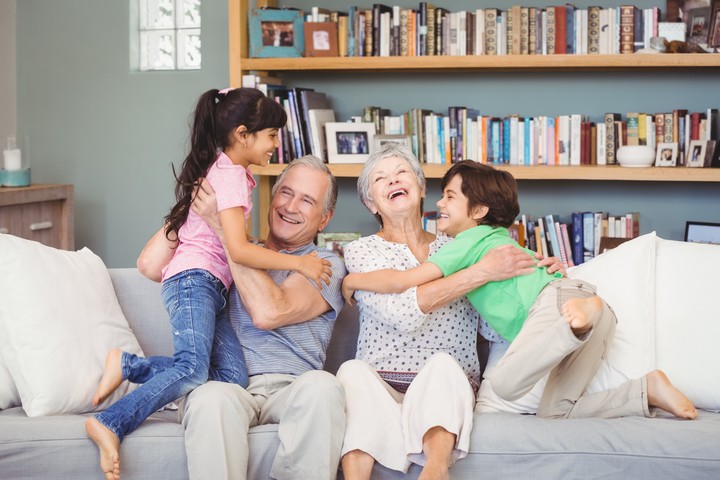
1, 232, 720, 479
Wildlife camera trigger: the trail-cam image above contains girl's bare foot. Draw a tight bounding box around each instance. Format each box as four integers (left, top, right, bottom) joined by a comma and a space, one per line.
92, 349, 123, 407
85, 417, 121, 480
561, 296, 603, 337
646, 370, 698, 419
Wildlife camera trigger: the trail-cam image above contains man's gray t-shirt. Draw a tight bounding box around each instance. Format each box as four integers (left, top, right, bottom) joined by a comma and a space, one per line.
227, 243, 346, 376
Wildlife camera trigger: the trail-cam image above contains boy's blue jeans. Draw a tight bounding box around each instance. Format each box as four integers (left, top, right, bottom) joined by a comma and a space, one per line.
95, 269, 248, 442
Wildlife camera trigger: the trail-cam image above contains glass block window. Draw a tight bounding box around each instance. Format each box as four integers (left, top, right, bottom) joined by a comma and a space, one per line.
139, 0, 201, 71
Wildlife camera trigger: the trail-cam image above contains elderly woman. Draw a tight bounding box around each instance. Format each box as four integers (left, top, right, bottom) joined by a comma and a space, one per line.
336, 143, 562, 480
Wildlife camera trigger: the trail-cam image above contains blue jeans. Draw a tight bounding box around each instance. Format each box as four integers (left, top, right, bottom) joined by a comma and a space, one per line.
95, 269, 248, 442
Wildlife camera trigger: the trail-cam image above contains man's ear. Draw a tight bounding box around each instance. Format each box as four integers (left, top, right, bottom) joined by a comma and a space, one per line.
317, 209, 334, 232
472, 205, 489, 222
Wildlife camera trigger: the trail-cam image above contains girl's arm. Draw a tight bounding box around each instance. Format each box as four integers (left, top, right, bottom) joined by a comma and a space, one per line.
136, 226, 177, 282
342, 262, 443, 306
219, 207, 332, 287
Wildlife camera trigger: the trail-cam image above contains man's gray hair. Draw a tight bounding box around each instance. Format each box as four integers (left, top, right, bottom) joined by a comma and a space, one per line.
272, 155, 338, 215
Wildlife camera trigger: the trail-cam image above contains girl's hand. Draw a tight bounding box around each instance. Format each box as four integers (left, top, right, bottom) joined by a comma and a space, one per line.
341, 275, 357, 307
297, 251, 333, 288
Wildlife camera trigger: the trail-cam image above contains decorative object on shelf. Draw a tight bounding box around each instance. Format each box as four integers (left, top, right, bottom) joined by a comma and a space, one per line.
325, 122, 375, 164
373, 134, 412, 151
684, 220, 720, 244
617, 145, 655, 167
664, 39, 710, 52
304, 22, 338, 57
315, 232, 361, 259
248, 7, 304, 58
686, 7, 713, 44
686, 140, 708, 167
655, 142, 679, 167
708, 5, 720, 47
2, 135, 31, 187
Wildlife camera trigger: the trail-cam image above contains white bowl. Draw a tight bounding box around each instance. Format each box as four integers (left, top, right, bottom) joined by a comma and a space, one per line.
616, 145, 655, 167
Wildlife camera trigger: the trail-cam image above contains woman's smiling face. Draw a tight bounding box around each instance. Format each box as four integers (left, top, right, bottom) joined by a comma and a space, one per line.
366, 156, 425, 222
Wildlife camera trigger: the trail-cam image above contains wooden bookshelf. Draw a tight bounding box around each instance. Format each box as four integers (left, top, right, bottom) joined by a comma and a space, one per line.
229, 0, 720, 238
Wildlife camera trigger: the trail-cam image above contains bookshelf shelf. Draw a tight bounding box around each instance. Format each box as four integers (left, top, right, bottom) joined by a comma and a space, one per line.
229, 0, 720, 239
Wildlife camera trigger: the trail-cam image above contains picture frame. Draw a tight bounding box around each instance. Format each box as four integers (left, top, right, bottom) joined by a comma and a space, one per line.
684, 221, 720, 245
373, 134, 412, 151
655, 142, 678, 167
316, 232, 362, 259
325, 122, 376, 164
708, 6, 720, 46
686, 7, 713, 44
304, 22, 339, 57
686, 140, 707, 167
248, 7, 305, 58
667, 0, 713, 22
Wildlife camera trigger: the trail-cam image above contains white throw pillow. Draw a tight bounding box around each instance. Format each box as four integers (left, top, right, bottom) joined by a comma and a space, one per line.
0, 357, 20, 410
654, 237, 720, 412
569, 232, 657, 394
0, 234, 143, 416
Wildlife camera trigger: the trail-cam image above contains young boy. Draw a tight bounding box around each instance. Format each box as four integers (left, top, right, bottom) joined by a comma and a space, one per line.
343, 160, 696, 420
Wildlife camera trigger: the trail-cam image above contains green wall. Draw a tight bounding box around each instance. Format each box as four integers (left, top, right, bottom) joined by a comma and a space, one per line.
17, 0, 720, 267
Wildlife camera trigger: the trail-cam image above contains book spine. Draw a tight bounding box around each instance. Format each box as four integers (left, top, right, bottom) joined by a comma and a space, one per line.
520, 7, 530, 55
546, 7, 556, 54
571, 212, 584, 265
588, 6, 601, 54
427, 5, 436, 56
485, 9, 498, 55
620, 5, 635, 54
604, 113, 619, 165
554, 6, 567, 54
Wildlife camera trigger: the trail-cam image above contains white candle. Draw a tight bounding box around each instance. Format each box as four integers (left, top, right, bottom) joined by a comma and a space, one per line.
3, 148, 22, 171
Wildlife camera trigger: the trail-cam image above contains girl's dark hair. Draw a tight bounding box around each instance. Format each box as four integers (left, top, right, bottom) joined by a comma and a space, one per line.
164, 88, 287, 238
441, 160, 519, 228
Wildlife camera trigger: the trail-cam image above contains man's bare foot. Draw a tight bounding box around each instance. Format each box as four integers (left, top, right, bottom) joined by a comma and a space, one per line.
418, 460, 450, 480
85, 417, 121, 480
561, 296, 603, 337
92, 349, 123, 407
646, 369, 697, 419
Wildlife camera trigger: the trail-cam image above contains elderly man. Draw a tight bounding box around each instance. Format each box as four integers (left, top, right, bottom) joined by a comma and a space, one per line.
137, 155, 346, 480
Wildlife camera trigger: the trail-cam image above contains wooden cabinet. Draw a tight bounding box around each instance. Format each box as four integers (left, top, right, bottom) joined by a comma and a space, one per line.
0, 184, 74, 250
228, 0, 720, 238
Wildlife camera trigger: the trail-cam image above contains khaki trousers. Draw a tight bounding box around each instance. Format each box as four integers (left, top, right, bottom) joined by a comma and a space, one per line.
489, 278, 651, 419
180, 371, 345, 480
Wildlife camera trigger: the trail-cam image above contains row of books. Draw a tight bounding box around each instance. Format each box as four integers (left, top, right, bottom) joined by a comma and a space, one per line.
365, 105, 720, 167
302, 3, 665, 58
243, 75, 336, 163
423, 210, 640, 268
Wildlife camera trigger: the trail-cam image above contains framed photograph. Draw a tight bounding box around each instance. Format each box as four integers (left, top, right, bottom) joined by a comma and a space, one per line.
373, 134, 412, 151
249, 7, 304, 58
304, 22, 338, 57
708, 6, 720, 46
686, 140, 707, 167
684, 221, 720, 245
325, 122, 376, 164
655, 142, 678, 167
316, 232, 362, 259
687, 7, 712, 44
668, 0, 713, 22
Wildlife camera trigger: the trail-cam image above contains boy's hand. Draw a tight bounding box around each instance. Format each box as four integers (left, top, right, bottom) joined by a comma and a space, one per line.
342, 274, 357, 307
535, 253, 567, 276
297, 251, 333, 288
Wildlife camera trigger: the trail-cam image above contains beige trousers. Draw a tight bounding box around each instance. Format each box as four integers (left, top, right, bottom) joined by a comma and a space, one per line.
489, 278, 652, 419
180, 370, 345, 480
337, 353, 475, 473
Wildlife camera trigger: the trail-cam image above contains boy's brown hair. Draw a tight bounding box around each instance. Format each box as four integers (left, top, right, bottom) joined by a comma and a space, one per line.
441, 160, 519, 228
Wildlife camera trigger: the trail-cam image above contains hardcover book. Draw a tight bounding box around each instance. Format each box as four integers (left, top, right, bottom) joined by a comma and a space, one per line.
620, 5, 636, 54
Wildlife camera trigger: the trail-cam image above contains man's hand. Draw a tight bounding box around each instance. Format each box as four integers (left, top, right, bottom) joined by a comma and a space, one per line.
191, 178, 221, 234
467, 244, 537, 283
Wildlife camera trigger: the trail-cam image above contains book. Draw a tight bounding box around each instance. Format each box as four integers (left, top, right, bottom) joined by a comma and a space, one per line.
582, 211, 595, 262
571, 211, 584, 265
307, 109, 336, 161
588, 6, 601, 54
298, 89, 330, 156
604, 112, 622, 165
620, 5, 636, 54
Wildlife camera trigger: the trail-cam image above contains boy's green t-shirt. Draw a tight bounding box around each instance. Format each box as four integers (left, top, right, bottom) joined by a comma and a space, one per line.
428, 225, 562, 342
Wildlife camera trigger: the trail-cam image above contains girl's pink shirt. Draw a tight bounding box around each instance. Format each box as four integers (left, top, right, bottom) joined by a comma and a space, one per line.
161, 152, 256, 289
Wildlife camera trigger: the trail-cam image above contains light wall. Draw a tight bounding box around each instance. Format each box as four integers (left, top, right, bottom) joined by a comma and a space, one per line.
0, 0, 17, 138
15, 0, 720, 267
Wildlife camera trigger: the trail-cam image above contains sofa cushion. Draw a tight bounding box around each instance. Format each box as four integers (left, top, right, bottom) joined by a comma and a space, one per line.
655, 237, 720, 411
0, 360, 20, 410
0, 234, 144, 416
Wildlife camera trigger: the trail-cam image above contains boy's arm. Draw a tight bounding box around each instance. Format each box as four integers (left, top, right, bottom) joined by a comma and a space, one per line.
342, 262, 443, 305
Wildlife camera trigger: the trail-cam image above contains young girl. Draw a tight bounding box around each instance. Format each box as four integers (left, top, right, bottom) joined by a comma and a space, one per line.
85, 87, 332, 480
343, 160, 696, 422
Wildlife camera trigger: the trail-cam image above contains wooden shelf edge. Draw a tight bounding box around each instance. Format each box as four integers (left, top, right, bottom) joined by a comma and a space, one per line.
240, 53, 720, 72
252, 164, 720, 182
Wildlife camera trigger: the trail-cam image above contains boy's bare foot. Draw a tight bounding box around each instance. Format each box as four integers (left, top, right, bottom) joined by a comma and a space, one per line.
85, 417, 121, 480
92, 349, 123, 407
646, 369, 697, 419
561, 296, 603, 337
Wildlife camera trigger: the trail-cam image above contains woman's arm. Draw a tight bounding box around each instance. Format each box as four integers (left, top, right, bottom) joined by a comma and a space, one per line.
342, 262, 443, 305
136, 226, 177, 282
416, 244, 538, 313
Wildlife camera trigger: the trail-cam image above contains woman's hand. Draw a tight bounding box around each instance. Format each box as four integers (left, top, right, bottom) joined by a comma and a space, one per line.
342, 274, 358, 307
466, 244, 537, 283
